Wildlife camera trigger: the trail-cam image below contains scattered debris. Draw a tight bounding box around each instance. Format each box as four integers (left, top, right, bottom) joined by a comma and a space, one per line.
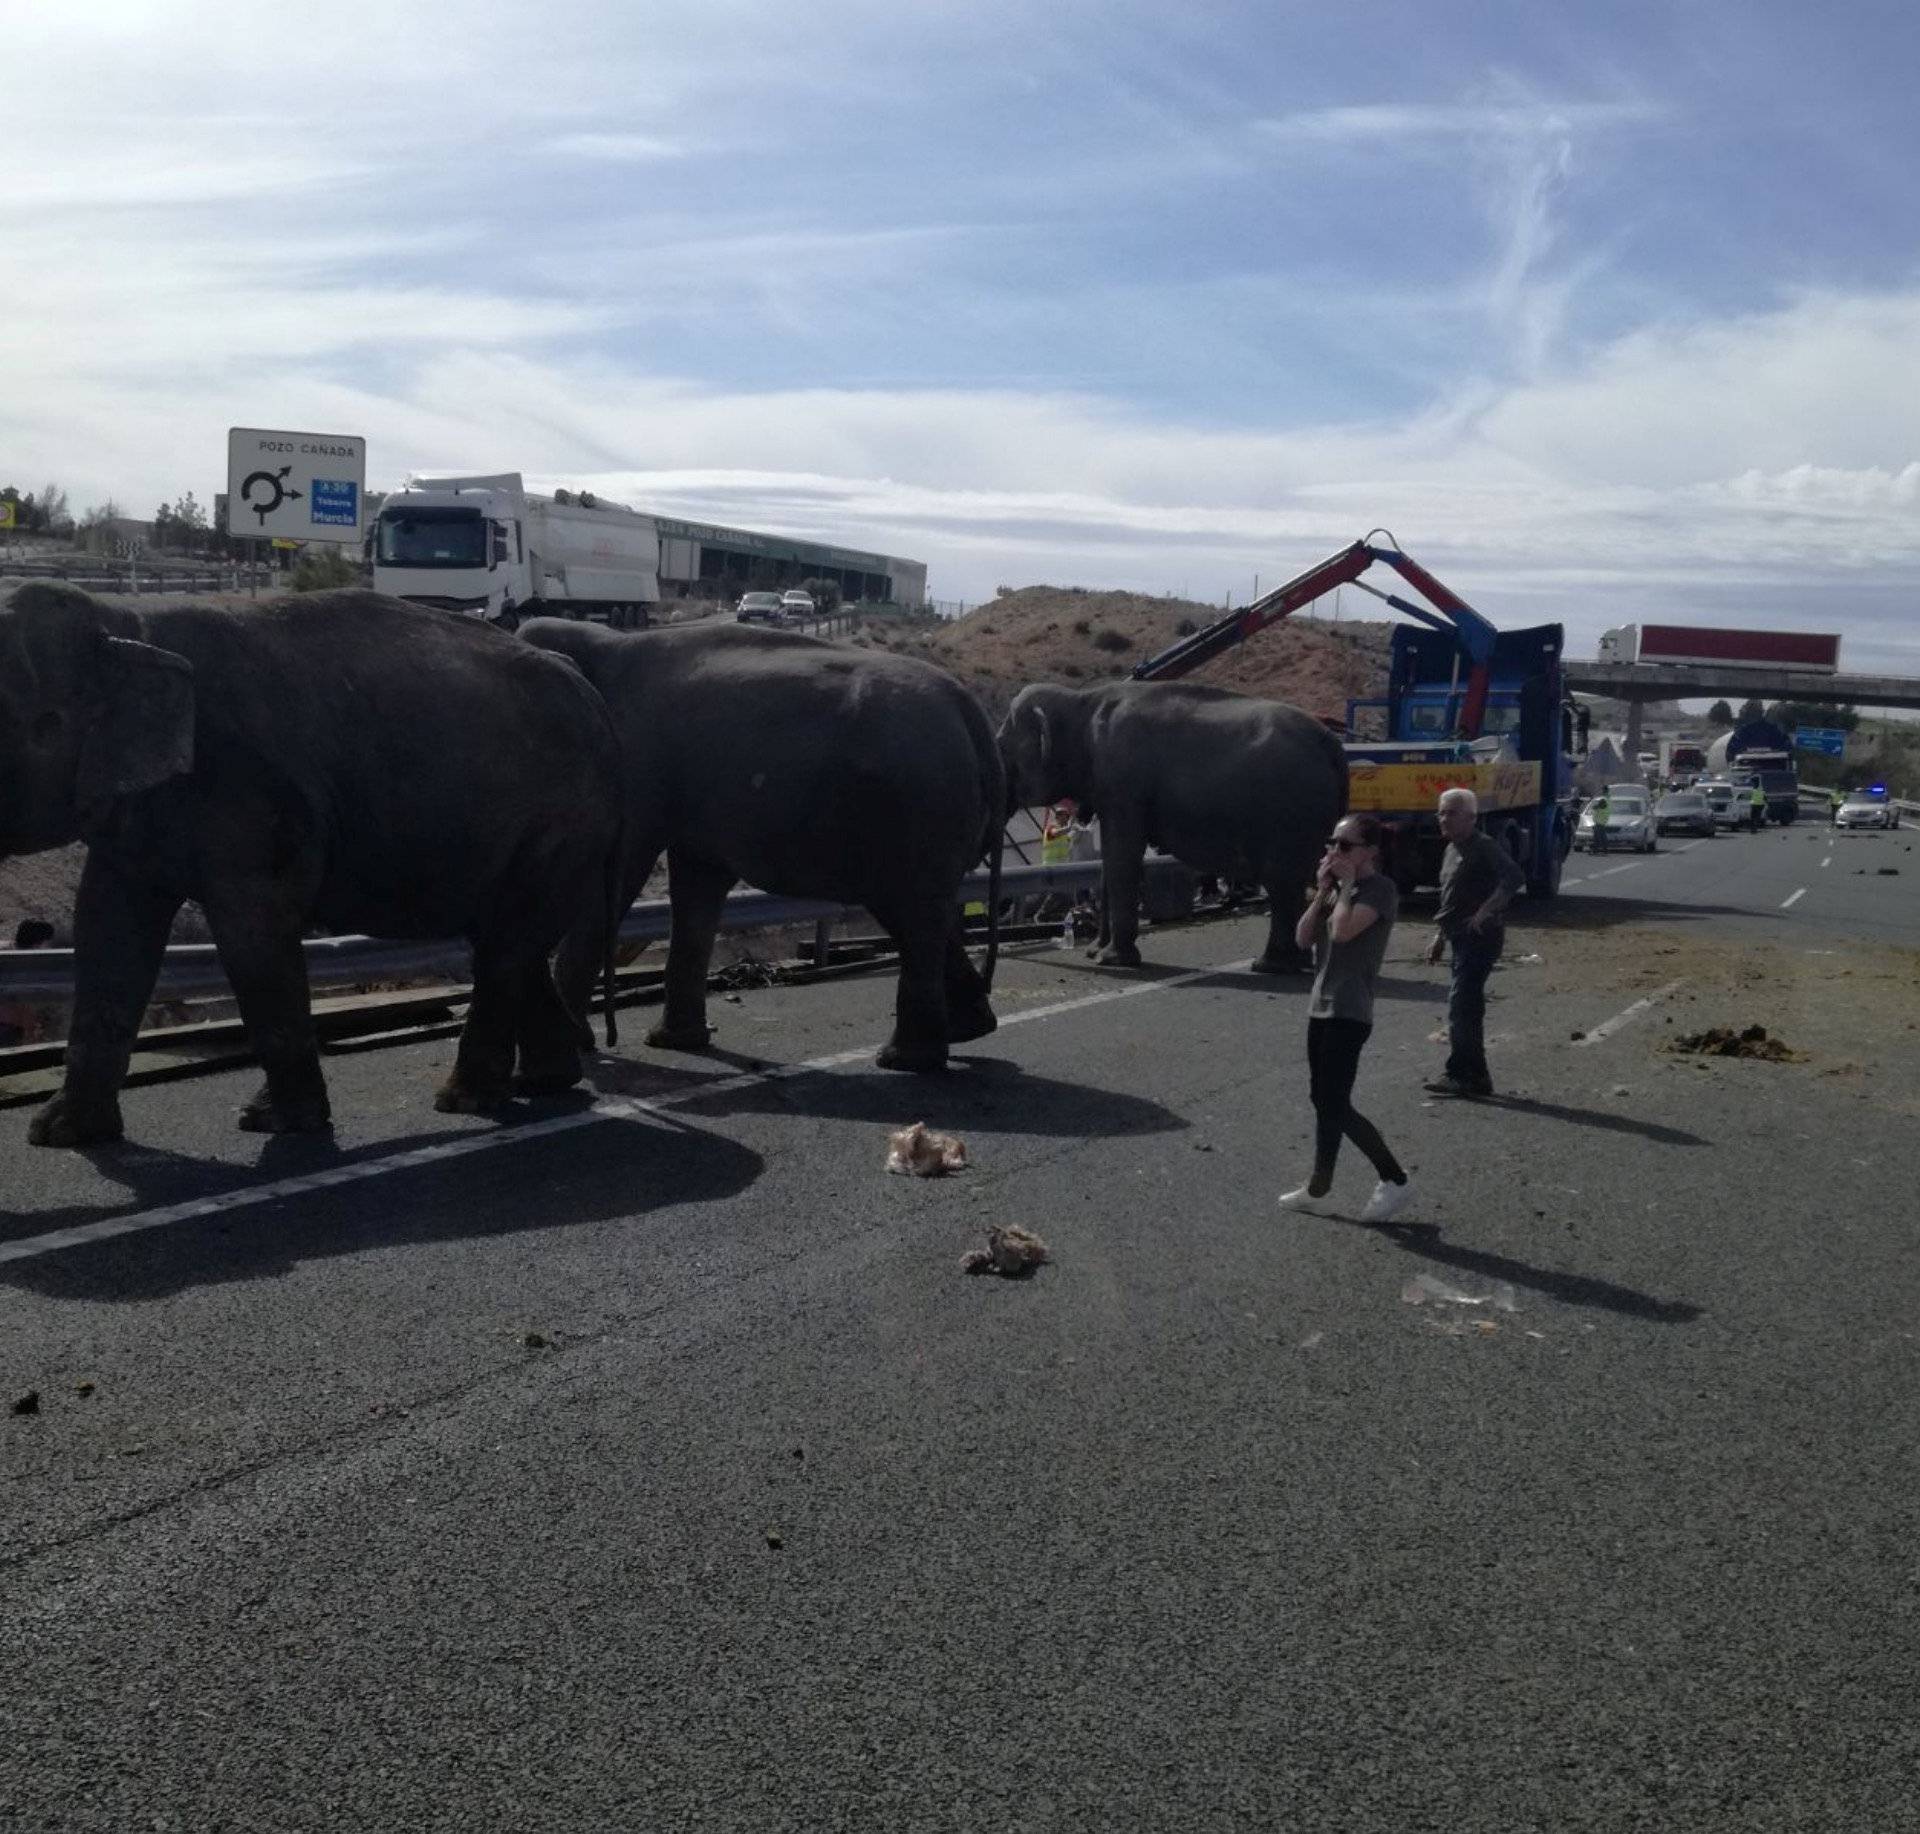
73, 1379, 95, 1398
1610, 1084, 1631, 1096
886, 1121, 968, 1177
1299, 1331, 1325, 1350
1878, 867, 1900, 876
961, 1225, 1051, 1277
11, 1389, 41, 1416
764, 1529, 784, 1551
1668, 1024, 1805, 1063
522, 1330, 553, 1350
1516, 952, 1543, 964
723, 992, 743, 1004
1401, 1273, 1519, 1312
711, 957, 779, 991
1569, 1029, 1587, 1042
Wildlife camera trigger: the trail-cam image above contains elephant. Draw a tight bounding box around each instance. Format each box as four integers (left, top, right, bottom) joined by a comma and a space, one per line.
517, 618, 1003, 1071
0, 583, 624, 1147
997, 679, 1348, 971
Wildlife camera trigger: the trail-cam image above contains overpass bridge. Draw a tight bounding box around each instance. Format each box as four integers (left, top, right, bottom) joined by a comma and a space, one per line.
1564, 660, 1920, 754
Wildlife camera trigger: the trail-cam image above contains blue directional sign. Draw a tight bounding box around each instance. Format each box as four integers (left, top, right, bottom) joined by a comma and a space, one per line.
309, 478, 359, 528
1794, 726, 1846, 757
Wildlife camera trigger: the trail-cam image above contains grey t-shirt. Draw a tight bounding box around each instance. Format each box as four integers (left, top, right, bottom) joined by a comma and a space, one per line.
1309, 873, 1398, 1024
1434, 831, 1526, 939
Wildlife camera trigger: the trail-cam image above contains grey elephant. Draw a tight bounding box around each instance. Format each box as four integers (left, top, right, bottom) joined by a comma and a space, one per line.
519, 619, 1003, 1071
0, 583, 623, 1147
998, 680, 1348, 970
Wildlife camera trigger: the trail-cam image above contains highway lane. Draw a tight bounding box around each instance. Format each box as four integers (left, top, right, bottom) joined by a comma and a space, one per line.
2, 853, 1917, 1830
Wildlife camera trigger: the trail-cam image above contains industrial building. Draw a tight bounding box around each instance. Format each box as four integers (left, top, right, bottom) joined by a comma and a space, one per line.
651, 514, 927, 607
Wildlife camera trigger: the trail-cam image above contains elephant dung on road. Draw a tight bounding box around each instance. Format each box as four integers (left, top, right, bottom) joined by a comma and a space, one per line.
519, 618, 1004, 1072
998, 679, 1348, 971
0, 584, 624, 1147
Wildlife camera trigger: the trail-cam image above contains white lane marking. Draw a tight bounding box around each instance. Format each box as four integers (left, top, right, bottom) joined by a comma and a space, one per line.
1589, 861, 1642, 878
1573, 979, 1687, 1047
0, 962, 1233, 1268
1781, 888, 1807, 909
1560, 875, 1586, 885
1670, 840, 1705, 852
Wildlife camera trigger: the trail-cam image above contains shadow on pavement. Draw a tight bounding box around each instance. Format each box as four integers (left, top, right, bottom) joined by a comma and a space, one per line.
1342, 1217, 1705, 1323
591, 1052, 1187, 1140
0, 1108, 762, 1302
1513, 895, 1781, 933
1475, 1093, 1708, 1147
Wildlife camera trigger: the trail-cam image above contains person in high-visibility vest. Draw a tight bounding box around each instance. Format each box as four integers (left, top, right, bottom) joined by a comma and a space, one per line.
1040, 802, 1075, 867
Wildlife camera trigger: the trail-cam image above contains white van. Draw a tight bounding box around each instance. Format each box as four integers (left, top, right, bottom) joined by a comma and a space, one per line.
1695, 781, 1744, 830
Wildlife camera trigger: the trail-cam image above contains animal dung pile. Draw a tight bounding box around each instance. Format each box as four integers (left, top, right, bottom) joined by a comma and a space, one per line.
885, 1122, 968, 1177
961, 1225, 1051, 1277
1668, 1023, 1805, 1063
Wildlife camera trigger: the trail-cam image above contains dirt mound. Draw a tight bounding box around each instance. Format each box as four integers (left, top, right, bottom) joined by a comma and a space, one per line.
855, 587, 1390, 722
1669, 1024, 1806, 1063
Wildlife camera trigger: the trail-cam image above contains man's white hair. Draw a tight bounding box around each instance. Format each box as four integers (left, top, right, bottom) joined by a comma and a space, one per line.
1438, 786, 1478, 816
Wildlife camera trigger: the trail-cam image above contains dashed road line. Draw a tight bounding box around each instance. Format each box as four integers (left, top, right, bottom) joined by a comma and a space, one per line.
1781, 887, 1807, 909
0, 961, 1235, 1269
1573, 979, 1688, 1047
1821, 855, 1832, 870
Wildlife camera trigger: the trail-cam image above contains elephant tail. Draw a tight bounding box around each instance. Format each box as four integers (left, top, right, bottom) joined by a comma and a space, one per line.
600, 823, 625, 1049
980, 810, 1003, 992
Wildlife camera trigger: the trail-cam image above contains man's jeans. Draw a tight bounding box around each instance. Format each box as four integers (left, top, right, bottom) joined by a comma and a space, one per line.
1445, 929, 1502, 1089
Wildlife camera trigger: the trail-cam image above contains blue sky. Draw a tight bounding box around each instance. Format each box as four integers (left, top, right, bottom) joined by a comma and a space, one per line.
4, 1, 1917, 666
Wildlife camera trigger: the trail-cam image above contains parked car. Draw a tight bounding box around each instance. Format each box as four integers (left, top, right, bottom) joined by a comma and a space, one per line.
1834, 788, 1899, 831
1654, 790, 1717, 838
1576, 790, 1655, 852
736, 591, 784, 624
779, 589, 818, 624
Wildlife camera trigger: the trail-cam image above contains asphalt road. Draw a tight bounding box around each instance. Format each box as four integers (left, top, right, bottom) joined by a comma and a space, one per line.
3, 817, 1916, 1831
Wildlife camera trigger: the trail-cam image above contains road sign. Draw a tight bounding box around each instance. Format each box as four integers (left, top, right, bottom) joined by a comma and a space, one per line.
1794, 726, 1846, 757
0, 501, 15, 529
226, 427, 366, 543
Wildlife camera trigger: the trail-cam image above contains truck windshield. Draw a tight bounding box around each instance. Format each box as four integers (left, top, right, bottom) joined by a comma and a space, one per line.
376, 508, 486, 569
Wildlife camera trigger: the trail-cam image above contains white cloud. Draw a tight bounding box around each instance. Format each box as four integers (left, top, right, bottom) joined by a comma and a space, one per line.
1254, 99, 1658, 145
541, 132, 689, 162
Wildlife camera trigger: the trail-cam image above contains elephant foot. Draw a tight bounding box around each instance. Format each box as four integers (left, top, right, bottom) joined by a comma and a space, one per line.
645, 1021, 714, 1053
876, 1039, 949, 1073
1094, 943, 1143, 968
433, 1078, 513, 1116
946, 1000, 998, 1045
28, 1094, 124, 1150
237, 1096, 334, 1135
1249, 951, 1312, 976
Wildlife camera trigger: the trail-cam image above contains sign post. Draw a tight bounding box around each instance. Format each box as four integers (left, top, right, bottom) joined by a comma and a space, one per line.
226, 426, 367, 592
1793, 727, 1846, 758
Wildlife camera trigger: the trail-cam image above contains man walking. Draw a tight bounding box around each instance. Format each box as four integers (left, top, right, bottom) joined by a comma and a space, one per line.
1424, 787, 1525, 1098
1588, 788, 1612, 855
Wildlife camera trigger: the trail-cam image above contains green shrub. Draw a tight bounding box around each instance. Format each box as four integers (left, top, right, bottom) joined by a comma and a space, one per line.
1091, 628, 1132, 653
289, 547, 363, 592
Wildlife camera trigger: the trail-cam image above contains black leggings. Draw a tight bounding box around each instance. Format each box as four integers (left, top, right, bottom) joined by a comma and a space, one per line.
1306, 1016, 1406, 1188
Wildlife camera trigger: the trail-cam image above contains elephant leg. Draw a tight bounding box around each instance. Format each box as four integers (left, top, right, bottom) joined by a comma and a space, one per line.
201, 887, 334, 1134
29, 856, 181, 1149
1251, 861, 1315, 974
943, 921, 997, 1044
438, 940, 521, 1114
513, 961, 586, 1095
1091, 826, 1145, 967
648, 852, 732, 1051
553, 845, 659, 1047
873, 897, 952, 1072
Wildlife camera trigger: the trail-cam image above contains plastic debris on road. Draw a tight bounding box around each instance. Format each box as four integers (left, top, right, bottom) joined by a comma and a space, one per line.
961, 1225, 1050, 1277
886, 1122, 968, 1177
11, 1390, 40, 1416
1400, 1272, 1519, 1312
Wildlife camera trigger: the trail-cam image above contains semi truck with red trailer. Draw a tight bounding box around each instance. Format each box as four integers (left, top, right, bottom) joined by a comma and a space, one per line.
1597, 625, 1842, 673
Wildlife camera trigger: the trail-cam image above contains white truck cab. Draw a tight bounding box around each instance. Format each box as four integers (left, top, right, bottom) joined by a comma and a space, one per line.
372, 472, 659, 628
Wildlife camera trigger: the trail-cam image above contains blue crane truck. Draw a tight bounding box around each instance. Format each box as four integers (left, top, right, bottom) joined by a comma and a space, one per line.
1132, 533, 1585, 897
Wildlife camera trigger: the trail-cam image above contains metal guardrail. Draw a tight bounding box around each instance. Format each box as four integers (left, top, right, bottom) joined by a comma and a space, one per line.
0, 858, 1169, 1002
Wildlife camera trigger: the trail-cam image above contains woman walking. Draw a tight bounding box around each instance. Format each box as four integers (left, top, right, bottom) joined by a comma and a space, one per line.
1278, 813, 1414, 1222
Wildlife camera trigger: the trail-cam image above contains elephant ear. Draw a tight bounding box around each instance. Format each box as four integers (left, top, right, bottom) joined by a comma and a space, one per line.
76, 636, 195, 817
1027, 699, 1053, 777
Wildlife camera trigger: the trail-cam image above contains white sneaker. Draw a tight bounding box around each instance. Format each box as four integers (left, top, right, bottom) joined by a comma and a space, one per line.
1360, 1179, 1415, 1224
1277, 1184, 1332, 1214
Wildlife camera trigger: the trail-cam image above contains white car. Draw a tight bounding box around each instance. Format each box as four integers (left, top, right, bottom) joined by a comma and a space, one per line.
1834, 790, 1898, 831
1575, 792, 1655, 853
1694, 782, 1746, 829
779, 589, 817, 624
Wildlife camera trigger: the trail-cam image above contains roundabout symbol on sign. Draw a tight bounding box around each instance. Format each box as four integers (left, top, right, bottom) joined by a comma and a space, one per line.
241, 464, 304, 526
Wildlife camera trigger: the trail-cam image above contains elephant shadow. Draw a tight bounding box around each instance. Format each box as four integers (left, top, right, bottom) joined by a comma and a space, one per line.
588, 1050, 1188, 1141
0, 1109, 763, 1303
